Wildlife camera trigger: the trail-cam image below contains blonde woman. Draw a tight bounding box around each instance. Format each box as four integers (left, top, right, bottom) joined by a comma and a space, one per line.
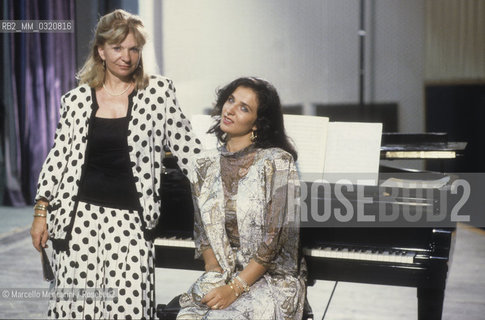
30, 9, 201, 319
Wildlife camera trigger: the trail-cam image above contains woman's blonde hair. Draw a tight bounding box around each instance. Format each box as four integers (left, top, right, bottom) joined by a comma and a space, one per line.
77, 9, 149, 90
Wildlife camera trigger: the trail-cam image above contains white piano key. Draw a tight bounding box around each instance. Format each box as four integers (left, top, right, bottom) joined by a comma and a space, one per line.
401, 252, 415, 264
383, 251, 392, 262
362, 250, 374, 261
341, 248, 350, 259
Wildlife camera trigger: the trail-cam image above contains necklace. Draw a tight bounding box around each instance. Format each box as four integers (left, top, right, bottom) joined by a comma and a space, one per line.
103, 82, 133, 96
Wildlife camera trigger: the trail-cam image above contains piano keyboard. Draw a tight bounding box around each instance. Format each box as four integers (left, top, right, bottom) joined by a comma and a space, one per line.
154, 237, 195, 248
303, 247, 415, 264
154, 237, 415, 264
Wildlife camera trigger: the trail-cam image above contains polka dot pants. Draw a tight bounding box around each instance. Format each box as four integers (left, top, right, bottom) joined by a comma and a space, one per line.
47, 201, 155, 319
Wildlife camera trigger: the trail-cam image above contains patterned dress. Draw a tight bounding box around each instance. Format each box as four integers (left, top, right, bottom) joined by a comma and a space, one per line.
48, 201, 155, 319
178, 145, 306, 320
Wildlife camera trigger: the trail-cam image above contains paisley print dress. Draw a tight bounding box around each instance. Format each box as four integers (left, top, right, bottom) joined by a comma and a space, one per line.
178, 145, 306, 320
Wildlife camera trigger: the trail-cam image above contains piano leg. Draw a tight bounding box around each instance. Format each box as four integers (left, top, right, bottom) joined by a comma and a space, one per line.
417, 287, 445, 320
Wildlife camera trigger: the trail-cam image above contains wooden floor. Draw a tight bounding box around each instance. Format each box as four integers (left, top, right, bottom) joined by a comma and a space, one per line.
0, 204, 484, 319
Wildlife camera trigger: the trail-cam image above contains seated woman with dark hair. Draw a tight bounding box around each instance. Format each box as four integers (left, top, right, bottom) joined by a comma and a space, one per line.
177, 77, 306, 320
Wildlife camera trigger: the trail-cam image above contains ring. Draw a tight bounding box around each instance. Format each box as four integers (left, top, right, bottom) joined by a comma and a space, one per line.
213, 304, 219, 309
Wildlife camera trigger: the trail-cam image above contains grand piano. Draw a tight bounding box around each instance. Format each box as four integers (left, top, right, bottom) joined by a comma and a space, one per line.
154, 133, 466, 320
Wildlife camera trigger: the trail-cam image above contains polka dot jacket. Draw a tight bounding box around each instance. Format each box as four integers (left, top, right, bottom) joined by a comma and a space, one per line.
35, 75, 201, 249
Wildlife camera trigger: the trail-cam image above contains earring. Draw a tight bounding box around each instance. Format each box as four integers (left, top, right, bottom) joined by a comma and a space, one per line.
250, 130, 257, 142
102, 60, 106, 69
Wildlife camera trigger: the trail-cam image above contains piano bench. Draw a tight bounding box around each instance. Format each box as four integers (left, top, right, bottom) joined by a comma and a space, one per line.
156, 294, 314, 320
156, 295, 181, 320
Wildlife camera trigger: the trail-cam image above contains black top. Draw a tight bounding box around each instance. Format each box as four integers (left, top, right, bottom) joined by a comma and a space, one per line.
77, 117, 140, 210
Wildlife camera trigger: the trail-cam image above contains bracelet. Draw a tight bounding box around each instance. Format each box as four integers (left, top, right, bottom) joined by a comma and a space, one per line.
232, 278, 243, 294
229, 281, 239, 297
33, 213, 47, 217
235, 275, 250, 292
34, 203, 48, 211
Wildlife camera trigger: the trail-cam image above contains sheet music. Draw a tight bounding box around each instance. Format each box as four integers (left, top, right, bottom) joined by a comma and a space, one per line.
191, 114, 382, 185
323, 122, 382, 185
190, 114, 218, 150
283, 115, 329, 177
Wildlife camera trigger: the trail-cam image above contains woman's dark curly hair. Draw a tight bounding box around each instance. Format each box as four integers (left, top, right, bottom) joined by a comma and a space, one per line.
208, 77, 297, 161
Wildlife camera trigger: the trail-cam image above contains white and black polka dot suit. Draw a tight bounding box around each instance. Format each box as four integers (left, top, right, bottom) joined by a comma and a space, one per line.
36, 75, 201, 245
35, 75, 201, 319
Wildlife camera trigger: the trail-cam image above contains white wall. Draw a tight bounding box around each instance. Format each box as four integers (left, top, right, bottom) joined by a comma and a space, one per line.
371, 1, 425, 132
140, 0, 424, 132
